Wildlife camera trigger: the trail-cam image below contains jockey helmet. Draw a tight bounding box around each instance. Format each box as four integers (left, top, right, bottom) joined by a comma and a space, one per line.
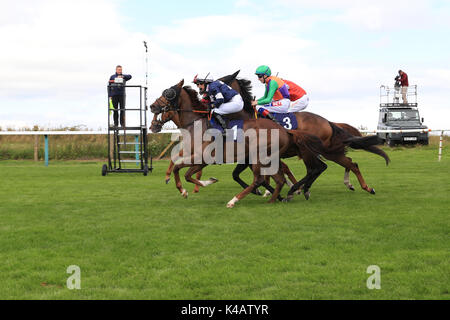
193, 73, 214, 85
255, 65, 272, 77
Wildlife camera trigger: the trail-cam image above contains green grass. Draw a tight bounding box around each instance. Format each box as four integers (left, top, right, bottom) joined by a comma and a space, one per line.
0, 133, 173, 160
0, 145, 449, 300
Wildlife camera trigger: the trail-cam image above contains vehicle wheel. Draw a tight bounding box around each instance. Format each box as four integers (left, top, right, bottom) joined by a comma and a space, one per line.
102, 164, 108, 176
143, 165, 149, 176
386, 135, 396, 148
420, 139, 429, 146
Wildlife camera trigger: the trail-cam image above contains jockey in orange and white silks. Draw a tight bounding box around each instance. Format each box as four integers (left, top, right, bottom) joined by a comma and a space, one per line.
284, 79, 309, 112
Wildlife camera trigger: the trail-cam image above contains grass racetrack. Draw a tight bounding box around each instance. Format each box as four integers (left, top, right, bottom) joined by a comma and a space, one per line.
0, 146, 449, 300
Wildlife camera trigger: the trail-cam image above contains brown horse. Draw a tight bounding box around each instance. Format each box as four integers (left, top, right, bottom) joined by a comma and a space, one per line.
151, 71, 299, 197
223, 73, 390, 195
153, 71, 389, 195
149, 80, 335, 207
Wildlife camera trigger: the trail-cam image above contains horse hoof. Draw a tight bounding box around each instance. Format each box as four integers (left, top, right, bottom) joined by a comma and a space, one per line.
209, 177, 219, 183
304, 191, 311, 201
349, 186, 355, 191
193, 189, 200, 194
283, 196, 294, 203
253, 189, 263, 196
182, 190, 189, 198
263, 190, 272, 198
165, 178, 171, 184
294, 190, 302, 196
227, 197, 238, 208
370, 189, 376, 195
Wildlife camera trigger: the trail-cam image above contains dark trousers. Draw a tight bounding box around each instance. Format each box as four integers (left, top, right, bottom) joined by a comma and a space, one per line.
111, 95, 126, 126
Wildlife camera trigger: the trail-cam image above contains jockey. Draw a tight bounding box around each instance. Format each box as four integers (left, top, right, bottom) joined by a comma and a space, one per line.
193, 74, 244, 132
284, 79, 309, 112
252, 65, 291, 121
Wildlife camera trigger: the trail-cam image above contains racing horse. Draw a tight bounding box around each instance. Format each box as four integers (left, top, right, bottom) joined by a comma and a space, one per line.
153, 71, 390, 195
151, 71, 299, 196
149, 79, 339, 207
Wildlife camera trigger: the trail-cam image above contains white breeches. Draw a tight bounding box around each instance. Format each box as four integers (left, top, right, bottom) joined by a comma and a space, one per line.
212, 95, 244, 115
289, 94, 309, 112
263, 98, 291, 113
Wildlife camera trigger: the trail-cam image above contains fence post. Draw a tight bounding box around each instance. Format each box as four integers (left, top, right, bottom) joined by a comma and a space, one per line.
34, 135, 39, 162
439, 131, 444, 162
45, 135, 49, 167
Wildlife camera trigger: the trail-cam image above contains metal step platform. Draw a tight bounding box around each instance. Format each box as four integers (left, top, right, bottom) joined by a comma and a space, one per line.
102, 84, 153, 176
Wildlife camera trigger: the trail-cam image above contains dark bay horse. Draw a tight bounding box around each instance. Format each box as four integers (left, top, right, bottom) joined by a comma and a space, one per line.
149, 80, 334, 207
224, 73, 390, 195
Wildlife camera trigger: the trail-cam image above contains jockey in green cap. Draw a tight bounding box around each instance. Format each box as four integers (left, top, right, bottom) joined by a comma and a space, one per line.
252, 65, 291, 121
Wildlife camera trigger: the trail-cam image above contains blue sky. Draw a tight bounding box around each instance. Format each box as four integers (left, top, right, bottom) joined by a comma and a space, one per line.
1, 0, 449, 130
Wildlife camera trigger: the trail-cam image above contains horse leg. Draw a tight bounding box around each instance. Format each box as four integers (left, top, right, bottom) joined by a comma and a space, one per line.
281, 161, 297, 187
332, 155, 376, 194
268, 170, 286, 204
165, 160, 175, 184
165, 148, 184, 184
227, 165, 265, 208
173, 162, 193, 198
281, 160, 303, 195
301, 159, 328, 200
185, 165, 218, 189
344, 168, 355, 191
261, 178, 283, 202
284, 157, 327, 202
262, 176, 272, 198
193, 170, 203, 193
232, 164, 262, 196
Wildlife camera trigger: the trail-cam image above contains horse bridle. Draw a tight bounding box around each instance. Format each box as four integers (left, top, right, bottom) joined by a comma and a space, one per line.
151, 86, 211, 131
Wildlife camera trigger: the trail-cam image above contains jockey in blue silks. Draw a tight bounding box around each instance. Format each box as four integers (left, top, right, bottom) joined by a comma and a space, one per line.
193, 74, 244, 132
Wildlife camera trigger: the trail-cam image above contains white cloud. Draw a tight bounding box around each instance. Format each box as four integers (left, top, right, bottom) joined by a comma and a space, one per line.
0, 0, 449, 131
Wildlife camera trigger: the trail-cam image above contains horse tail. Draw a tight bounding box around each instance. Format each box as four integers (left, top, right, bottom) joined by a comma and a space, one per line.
333, 122, 362, 137
331, 122, 390, 166
364, 146, 391, 166
292, 131, 346, 159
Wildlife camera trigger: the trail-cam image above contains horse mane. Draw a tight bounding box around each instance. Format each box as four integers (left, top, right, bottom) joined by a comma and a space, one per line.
182, 86, 204, 108
236, 78, 254, 114
217, 70, 254, 115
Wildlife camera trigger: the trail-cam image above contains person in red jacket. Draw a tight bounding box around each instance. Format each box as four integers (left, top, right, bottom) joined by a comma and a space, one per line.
398, 70, 409, 104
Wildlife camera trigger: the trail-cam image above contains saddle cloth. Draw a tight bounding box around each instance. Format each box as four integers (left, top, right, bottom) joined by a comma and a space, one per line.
271, 113, 299, 130
210, 118, 244, 142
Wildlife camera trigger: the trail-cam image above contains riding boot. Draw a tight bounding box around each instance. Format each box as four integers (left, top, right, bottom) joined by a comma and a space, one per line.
264, 111, 277, 123
258, 107, 278, 123
213, 113, 228, 134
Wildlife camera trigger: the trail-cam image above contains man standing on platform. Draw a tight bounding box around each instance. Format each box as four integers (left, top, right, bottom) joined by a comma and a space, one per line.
398, 70, 409, 104
108, 65, 132, 127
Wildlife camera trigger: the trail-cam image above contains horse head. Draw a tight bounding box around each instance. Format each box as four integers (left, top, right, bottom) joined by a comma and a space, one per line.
149, 80, 186, 133
150, 79, 184, 114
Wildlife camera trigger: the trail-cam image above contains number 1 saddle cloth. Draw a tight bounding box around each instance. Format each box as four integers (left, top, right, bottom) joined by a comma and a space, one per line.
210, 118, 245, 142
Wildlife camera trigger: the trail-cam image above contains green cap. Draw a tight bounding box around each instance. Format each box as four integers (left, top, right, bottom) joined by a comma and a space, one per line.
255, 65, 272, 77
